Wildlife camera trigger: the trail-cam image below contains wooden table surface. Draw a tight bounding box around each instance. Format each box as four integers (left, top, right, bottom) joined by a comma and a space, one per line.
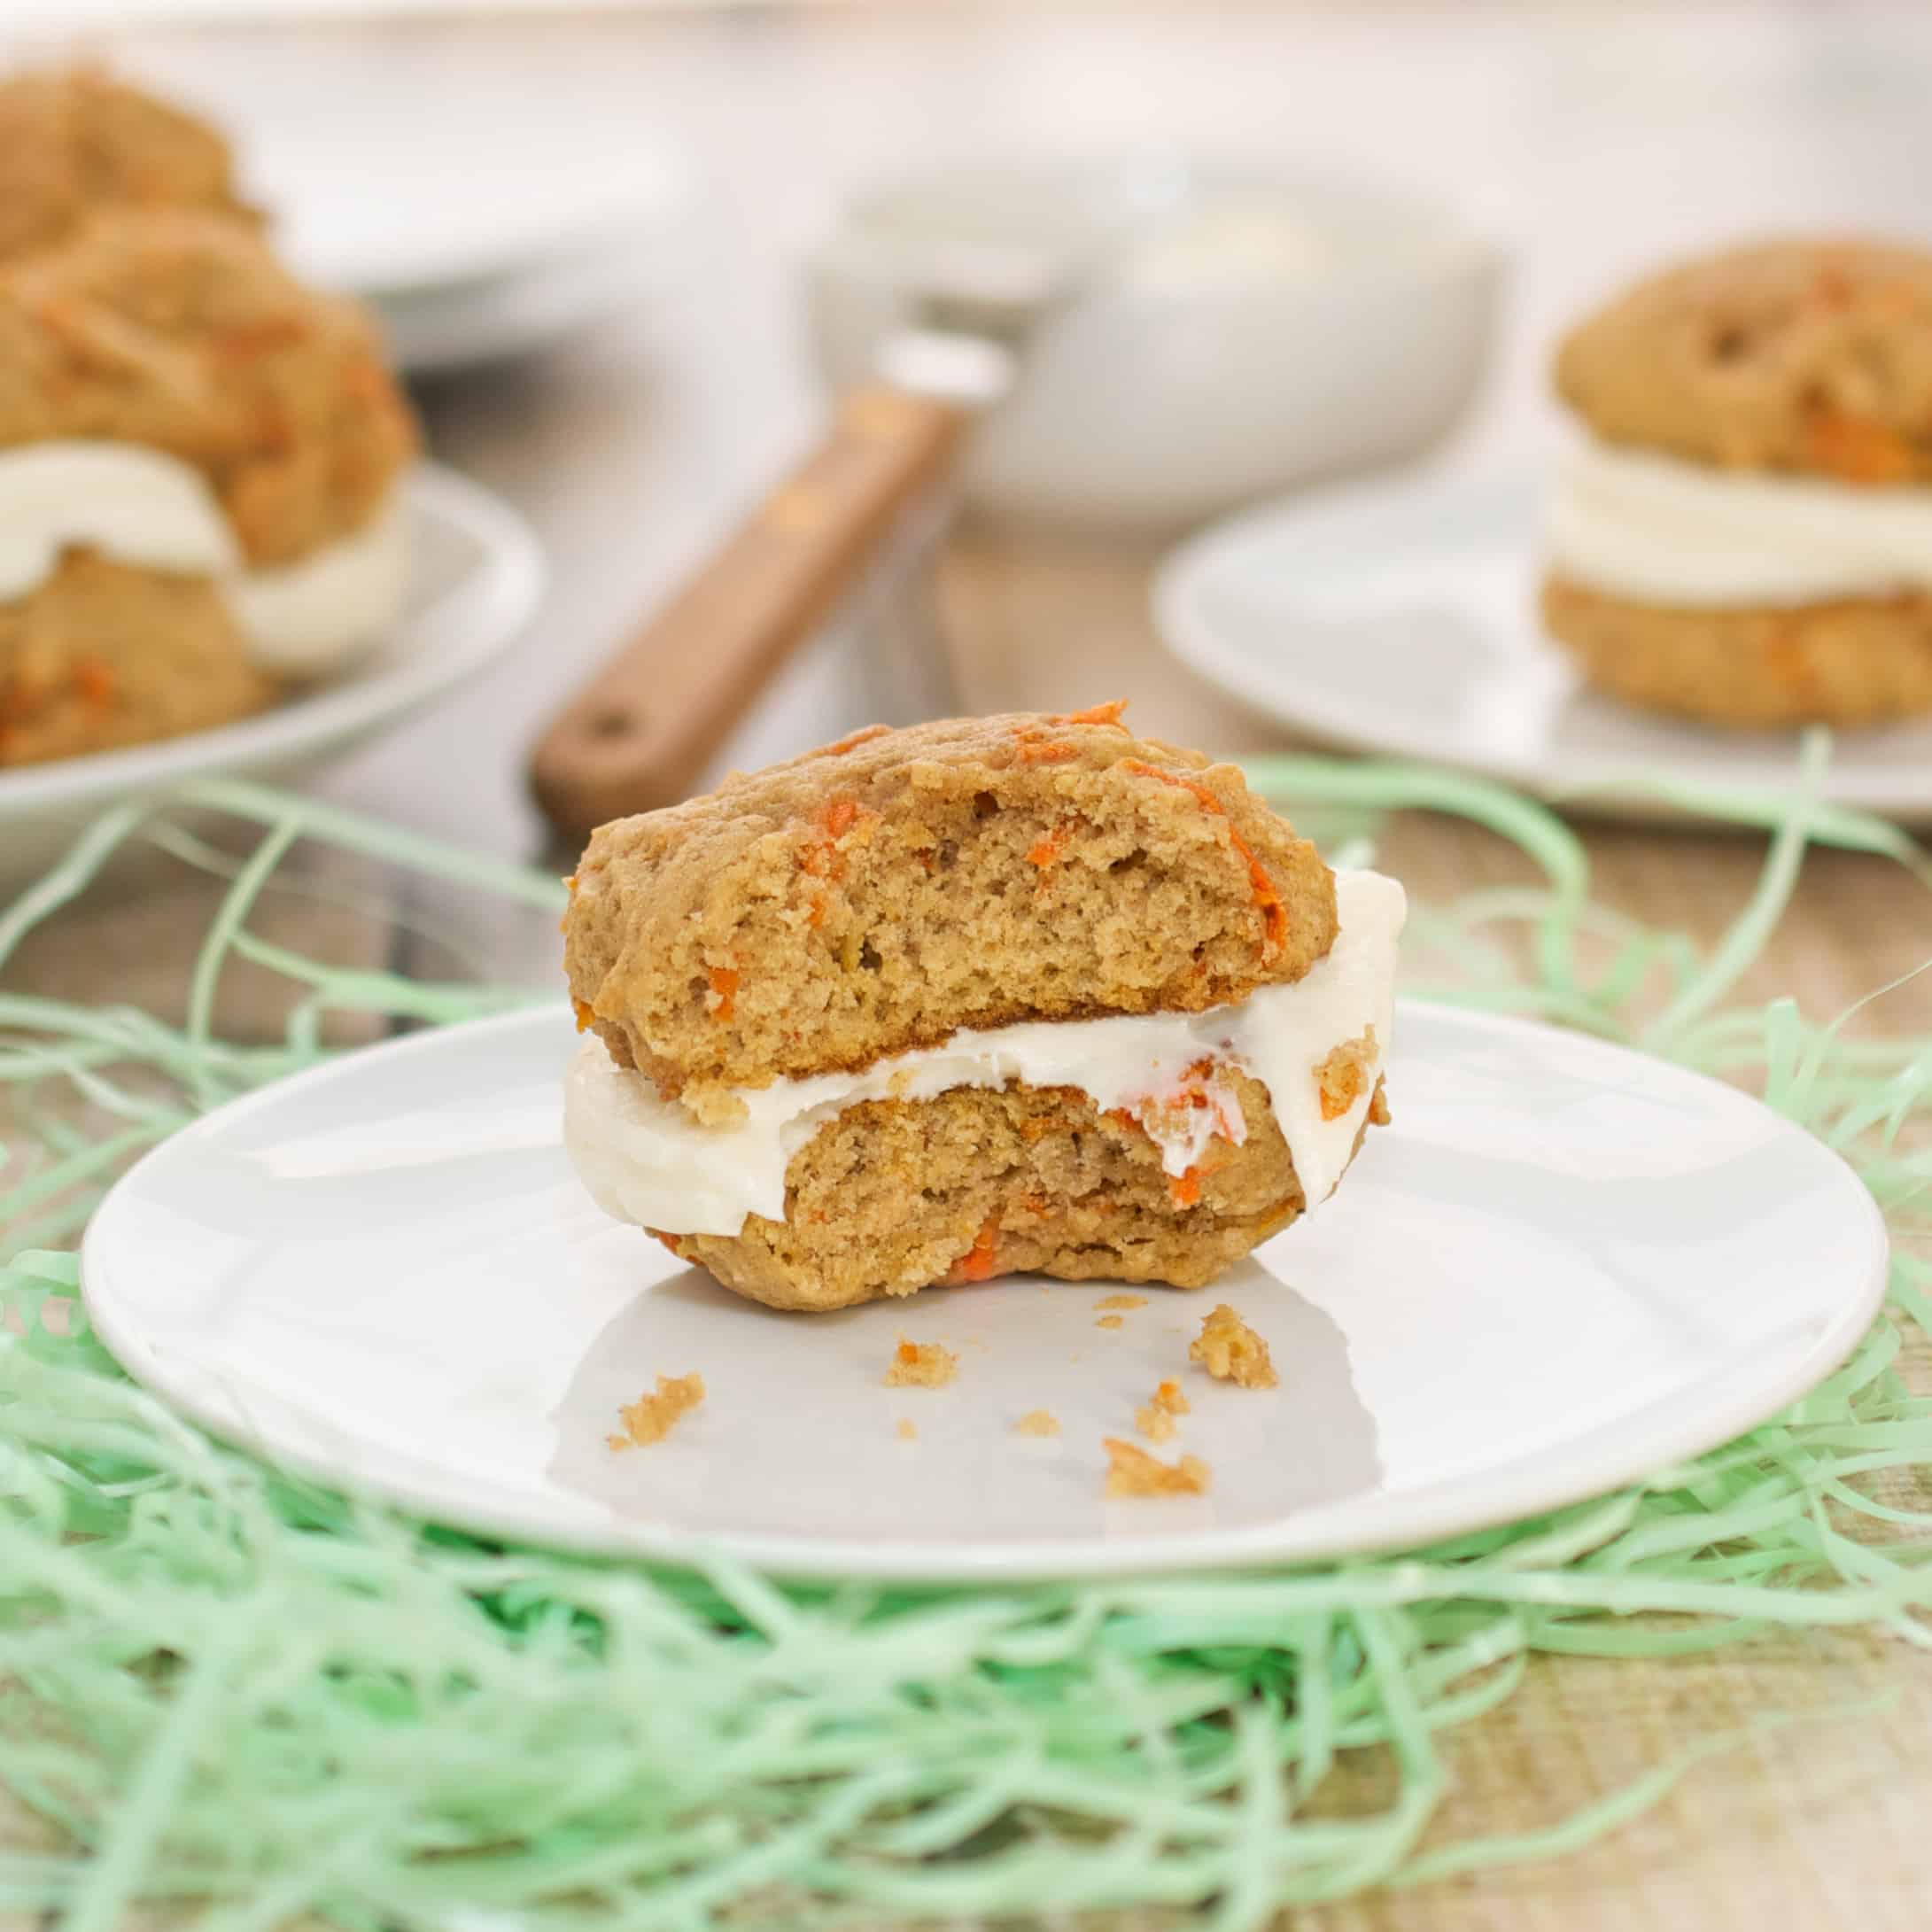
8, 6, 1932, 1928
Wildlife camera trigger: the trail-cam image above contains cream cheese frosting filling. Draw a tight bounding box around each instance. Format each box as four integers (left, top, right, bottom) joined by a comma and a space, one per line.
565, 866, 1406, 1242
1548, 433, 1932, 609
0, 439, 408, 674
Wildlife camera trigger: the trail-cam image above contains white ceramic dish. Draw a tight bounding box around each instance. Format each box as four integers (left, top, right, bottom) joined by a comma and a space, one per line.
119, 49, 691, 299
1157, 469, 1932, 823
0, 465, 544, 881
81, 999, 1885, 1582
370, 238, 659, 376
806, 155, 1502, 529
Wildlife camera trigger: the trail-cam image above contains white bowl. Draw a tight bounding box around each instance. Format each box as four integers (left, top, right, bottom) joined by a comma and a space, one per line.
0, 465, 544, 887
805, 155, 1505, 530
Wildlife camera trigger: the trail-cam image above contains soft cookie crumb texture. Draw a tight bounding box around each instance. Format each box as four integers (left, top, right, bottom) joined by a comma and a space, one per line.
564, 707, 1336, 1117
1105, 1437, 1211, 1498
606, 1373, 705, 1451
650, 1068, 1325, 1312
1554, 238, 1932, 482
1191, 1305, 1278, 1388
1135, 1378, 1191, 1442
883, 1340, 958, 1389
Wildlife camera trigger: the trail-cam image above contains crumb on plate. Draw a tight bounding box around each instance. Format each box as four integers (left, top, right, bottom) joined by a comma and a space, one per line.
1190, 1304, 1277, 1389
1097, 1314, 1124, 1330
884, 1338, 958, 1388
1014, 1408, 1060, 1437
896, 1417, 918, 1441
1134, 1377, 1191, 1442
1104, 1436, 1211, 1497
1095, 1293, 1148, 1311
608, 1372, 705, 1450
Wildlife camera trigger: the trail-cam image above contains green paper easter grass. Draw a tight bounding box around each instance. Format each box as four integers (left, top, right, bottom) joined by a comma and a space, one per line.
1, 755, 1930, 1929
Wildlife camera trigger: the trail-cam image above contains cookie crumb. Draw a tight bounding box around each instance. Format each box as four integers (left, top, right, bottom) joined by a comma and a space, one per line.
1135, 1377, 1191, 1442
1315, 1028, 1378, 1121
1104, 1437, 1210, 1497
1014, 1408, 1061, 1437
884, 1339, 958, 1388
1097, 1314, 1124, 1330
608, 1372, 705, 1450
896, 1418, 918, 1441
1095, 1293, 1147, 1311
1190, 1305, 1277, 1388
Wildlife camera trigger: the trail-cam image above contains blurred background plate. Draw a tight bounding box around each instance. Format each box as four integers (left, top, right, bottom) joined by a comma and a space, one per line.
1155, 469, 1932, 824
0, 466, 544, 883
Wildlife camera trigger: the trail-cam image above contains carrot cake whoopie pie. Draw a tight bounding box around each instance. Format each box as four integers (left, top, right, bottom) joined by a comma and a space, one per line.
1542, 238, 1932, 730
0, 67, 253, 265
0, 207, 417, 766
563, 707, 1406, 1313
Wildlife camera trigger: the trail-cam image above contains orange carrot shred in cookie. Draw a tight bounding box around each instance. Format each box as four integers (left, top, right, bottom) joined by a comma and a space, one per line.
707, 966, 739, 1021
1168, 1168, 1203, 1209
1014, 739, 1080, 764
1047, 700, 1129, 729
819, 724, 892, 757
1807, 410, 1913, 485
572, 998, 595, 1033
74, 659, 115, 708
1027, 832, 1065, 867
1120, 760, 1288, 954
948, 1214, 1001, 1284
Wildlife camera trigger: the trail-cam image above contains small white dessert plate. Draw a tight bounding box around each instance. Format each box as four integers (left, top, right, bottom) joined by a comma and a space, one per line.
81, 1000, 1886, 1582
1157, 471, 1932, 823
0, 465, 544, 881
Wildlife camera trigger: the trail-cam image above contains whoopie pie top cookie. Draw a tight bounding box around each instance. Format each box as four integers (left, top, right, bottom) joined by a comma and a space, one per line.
564, 706, 1338, 1124
0, 69, 252, 266
1554, 238, 1932, 485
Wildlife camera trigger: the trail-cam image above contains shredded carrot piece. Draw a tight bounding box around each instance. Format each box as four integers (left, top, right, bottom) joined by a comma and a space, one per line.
1015, 740, 1079, 764
947, 1214, 1001, 1284
818, 724, 891, 757
823, 797, 859, 838
572, 998, 595, 1033
707, 966, 739, 1021
1046, 700, 1129, 729
74, 659, 115, 708
1121, 760, 1287, 954
1168, 1168, 1203, 1208
1807, 410, 1913, 485
1027, 831, 1065, 867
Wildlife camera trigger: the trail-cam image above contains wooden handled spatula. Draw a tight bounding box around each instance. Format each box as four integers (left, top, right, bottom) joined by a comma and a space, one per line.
527, 243, 1086, 844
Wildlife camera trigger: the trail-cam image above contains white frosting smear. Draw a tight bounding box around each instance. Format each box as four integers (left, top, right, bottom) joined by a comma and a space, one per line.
1548, 434, 1932, 609
565, 867, 1407, 1242
0, 439, 407, 674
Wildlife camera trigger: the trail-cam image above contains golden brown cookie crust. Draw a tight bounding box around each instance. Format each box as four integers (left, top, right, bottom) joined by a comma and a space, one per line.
1541, 570, 1932, 730
0, 550, 277, 766
647, 1068, 1338, 1313
0, 210, 416, 563
565, 708, 1338, 1120
0, 69, 251, 266
1555, 237, 1932, 483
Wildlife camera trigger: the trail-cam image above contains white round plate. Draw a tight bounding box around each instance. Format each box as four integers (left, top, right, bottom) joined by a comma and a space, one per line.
370, 239, 658, 376
0, 466, 544, 881
120, 50, 691, 298
81, 1000, 1886, 1582
1157, 470, 1932, 822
